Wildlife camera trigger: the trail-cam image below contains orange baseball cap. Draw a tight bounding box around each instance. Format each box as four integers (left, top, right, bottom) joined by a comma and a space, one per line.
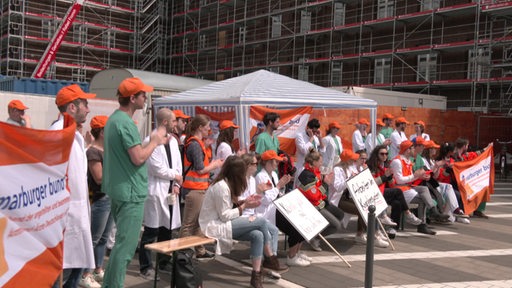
118, 77, 153, 97
376, 119, 385, 126
261, 150, 284, 161
383, 113, 394, 120
173, 109, 191, 119
395, 117, 409, 124
8, 100, 28, 110
56, 84, 96, 107
414, 120, 426, 127
329, 121, 342, 129
90, 115, 108, 129
413, 136, 426, 146
340, 150, 359, 162
399, 140, 414, 154
219, 120, 239, 130
358, 118, 370, 126
425, 140, 440, 149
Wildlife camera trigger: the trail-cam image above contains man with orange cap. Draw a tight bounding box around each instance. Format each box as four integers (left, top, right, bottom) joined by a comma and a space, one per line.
365, 119, 391, 155
173, 109, 191, 146
390, 140, 449, 235
380, 113, 394, 139
409, 120, 430, 142
6, 99, 31, 128
322, 121, 343, 173
50, 84, 97, 288
389, 116, 409, 160
102, 77, 168, 287
352, 118, 369, 152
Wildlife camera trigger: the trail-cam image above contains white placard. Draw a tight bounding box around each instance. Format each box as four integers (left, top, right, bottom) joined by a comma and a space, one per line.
346, 168, 388, 225
273, 189, 329, 241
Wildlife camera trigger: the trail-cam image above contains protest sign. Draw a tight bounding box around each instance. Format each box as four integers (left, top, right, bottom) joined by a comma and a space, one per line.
346, 169, 388, 225
273, 189, 328, 241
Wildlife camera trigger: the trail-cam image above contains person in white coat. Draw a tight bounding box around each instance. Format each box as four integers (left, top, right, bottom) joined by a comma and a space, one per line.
364, 119, 391, 155
389, 117, 409, 160
50, 84, 96, 288
294, 118, 325, 186
321, 121, 343, 174
409, 120, 431, 141
352, 118, 369, 152
138, 108, 183, 279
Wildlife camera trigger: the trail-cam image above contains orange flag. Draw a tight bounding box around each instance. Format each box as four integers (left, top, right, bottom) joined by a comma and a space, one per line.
0, 115, 75, 287
452, 145, 495, 215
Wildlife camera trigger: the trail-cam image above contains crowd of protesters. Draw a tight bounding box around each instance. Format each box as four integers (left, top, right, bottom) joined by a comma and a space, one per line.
5, 86, 493, 288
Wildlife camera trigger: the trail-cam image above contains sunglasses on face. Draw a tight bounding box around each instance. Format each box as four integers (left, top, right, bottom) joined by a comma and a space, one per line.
379, 152, 388, 156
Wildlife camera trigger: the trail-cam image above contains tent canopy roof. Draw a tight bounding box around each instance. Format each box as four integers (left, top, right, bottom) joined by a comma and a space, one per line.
153, 70, 377, 109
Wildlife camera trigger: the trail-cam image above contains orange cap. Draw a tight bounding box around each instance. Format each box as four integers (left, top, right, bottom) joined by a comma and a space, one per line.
399, 140, 413, 154
261, 150, 284, 161
328, 121, 342, 129
340, 150, 359, 162
425, 140, 440, 149
413, 136, 426, 146
383, 113, 394, 120
118, 77, 153, 97
376, 119, 385, 126
395, 117, 409, 124
56, 84, 96, 107
219, 120, 239, 130
414, 120, 426, 127
8, 99, 28, 110
358, 118, 370, 126
90, 115, 108, 129
173, 109, 191, 119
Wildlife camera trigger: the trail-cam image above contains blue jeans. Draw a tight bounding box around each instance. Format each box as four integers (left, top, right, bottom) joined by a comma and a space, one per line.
90, 196, 114, 270
52, 268, 83, 288
231, 217, 271, 259
267, 222, 279, 255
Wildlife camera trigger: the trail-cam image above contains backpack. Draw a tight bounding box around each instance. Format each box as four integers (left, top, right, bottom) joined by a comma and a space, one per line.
172, 249, 203, 288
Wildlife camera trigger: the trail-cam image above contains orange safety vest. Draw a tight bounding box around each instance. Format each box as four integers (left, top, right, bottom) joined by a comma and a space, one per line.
182, 136, 210, 190
391, 156, 413, 192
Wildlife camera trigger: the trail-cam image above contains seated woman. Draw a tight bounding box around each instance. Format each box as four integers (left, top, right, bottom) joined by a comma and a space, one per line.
329, 150, 389, 248
297, 151, 345, 250
367, 145, 423, 234
422, 140, 469, 223
240, 152, 288, 273
199, 155, 274, 288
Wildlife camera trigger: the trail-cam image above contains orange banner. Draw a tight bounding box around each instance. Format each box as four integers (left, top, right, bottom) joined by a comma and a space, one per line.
250, 106, 313, 156
452, 145, 495, 215
0, 116, 75, 287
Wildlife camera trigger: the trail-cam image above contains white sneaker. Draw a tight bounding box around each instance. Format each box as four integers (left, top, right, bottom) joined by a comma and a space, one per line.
309, 237, 322, 252
405, 212, 422, 226
379, 214, 397, 226
355, 233, 367, 244
374, 237, 389, 248
79, 274, 101, 288
298, 252, 312, 262
456, 217, 471, 224
92, 270, 104, 283
286, 254, 310, 267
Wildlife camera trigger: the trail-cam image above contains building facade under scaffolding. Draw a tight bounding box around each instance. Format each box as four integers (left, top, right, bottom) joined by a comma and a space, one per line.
169, 0, 512, 113
0, 0, 510, 113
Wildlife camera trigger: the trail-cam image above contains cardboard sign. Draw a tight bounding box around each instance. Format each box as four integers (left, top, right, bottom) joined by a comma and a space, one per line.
346, 168, 388, 225
273, 189, 329, 241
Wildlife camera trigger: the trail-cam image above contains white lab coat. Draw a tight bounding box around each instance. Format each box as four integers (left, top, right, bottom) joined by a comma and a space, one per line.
322, 134, 343, 173
389, 129, 408, 160
254, 170, 281, 225
295, 131, 324, 185
364, 132, 386, 155
143, 135, 182, 229
50, 117, 95, 269
352, 129, 365, 152
409, 133, 431, 141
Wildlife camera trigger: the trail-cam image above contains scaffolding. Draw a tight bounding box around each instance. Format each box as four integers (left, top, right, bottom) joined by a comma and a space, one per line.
0, 0, 169, 82
169, 0, 512, 112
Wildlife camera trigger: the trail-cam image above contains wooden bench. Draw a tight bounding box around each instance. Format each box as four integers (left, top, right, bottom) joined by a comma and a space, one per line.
145, 236, 216, 288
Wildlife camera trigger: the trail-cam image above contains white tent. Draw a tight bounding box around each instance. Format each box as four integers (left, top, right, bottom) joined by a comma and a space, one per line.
153, 70, 378, 150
